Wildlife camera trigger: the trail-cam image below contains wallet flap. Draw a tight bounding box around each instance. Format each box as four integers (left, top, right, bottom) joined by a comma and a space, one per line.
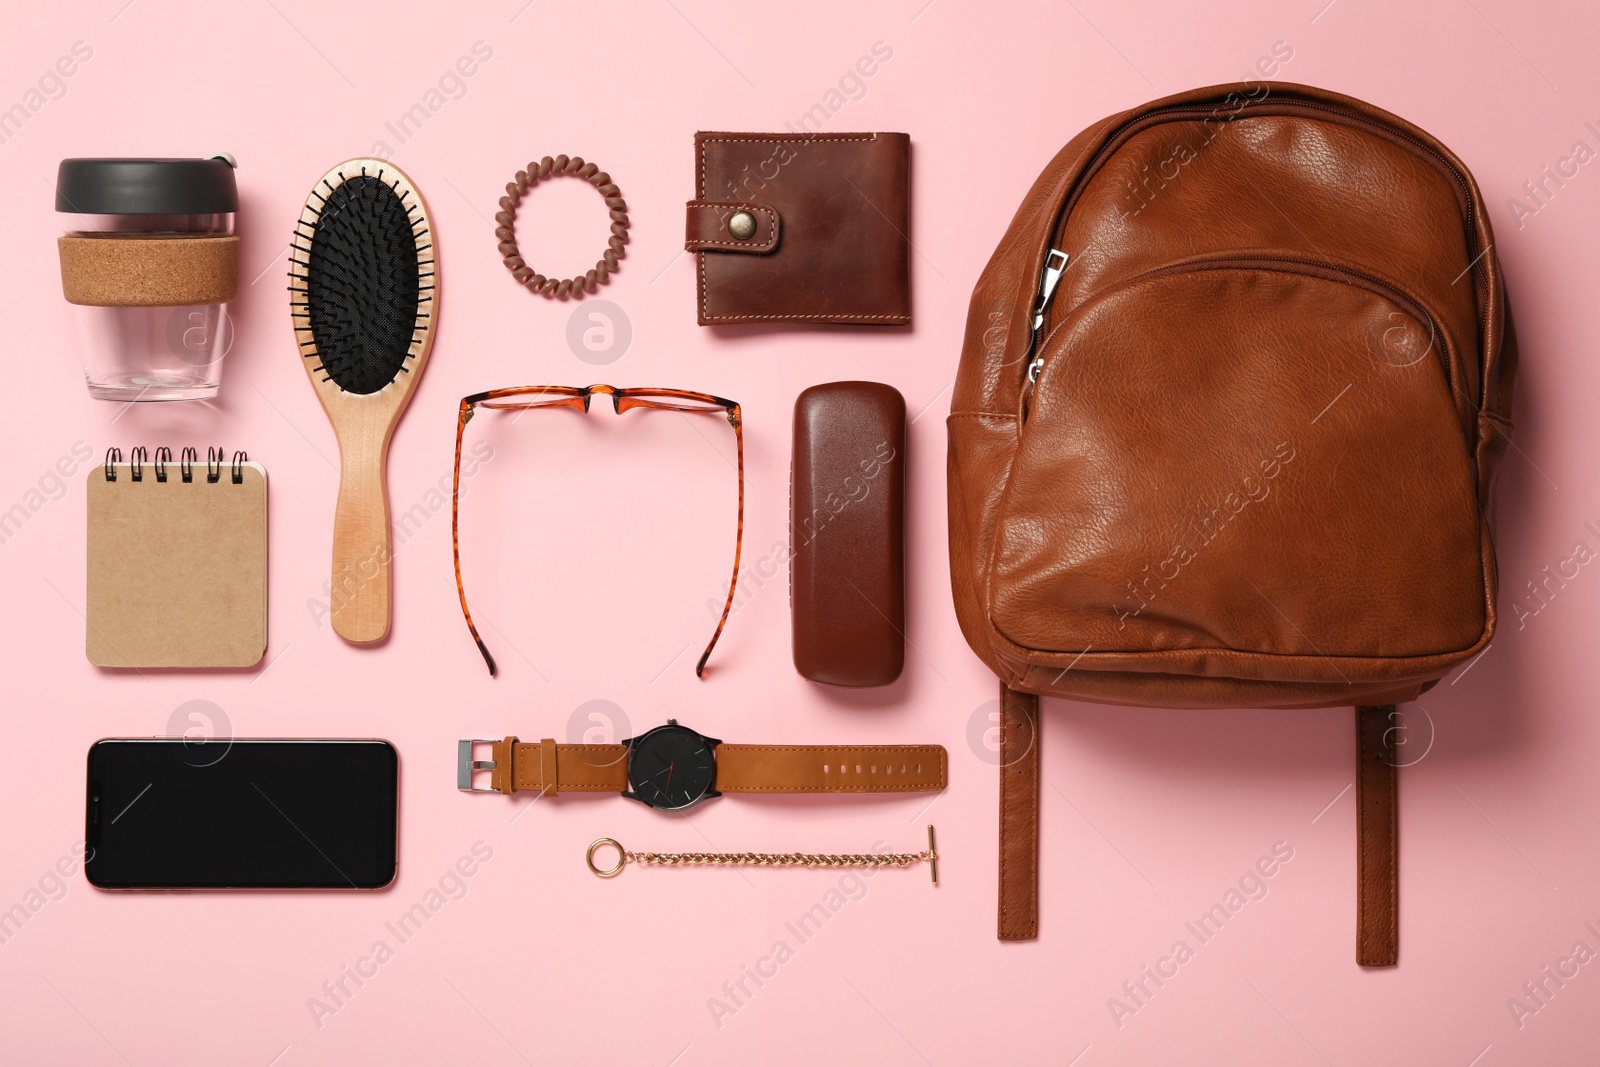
684, 200, 780, 254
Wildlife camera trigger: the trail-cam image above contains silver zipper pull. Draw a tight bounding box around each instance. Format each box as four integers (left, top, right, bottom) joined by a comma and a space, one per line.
1024, 249, 1068, 405
1029, 248, 1069, 350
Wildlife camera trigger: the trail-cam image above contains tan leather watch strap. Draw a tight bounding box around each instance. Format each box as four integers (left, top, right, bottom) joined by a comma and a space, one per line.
997, 683, 1041, 941
1356, 705, 1399, 967
715, 745, 945, 793
484, 736, 946, 797
489, 737, 629, 796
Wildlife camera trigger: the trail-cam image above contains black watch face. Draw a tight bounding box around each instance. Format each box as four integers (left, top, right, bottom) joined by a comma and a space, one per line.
627, 725, 715, 810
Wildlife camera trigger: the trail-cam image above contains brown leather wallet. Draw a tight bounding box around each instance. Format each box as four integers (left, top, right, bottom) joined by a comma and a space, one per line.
791, 381, 906, 686
685, 131, 911, 325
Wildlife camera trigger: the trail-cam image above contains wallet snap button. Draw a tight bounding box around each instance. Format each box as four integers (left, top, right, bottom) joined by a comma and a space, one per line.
727, 211, 757, 240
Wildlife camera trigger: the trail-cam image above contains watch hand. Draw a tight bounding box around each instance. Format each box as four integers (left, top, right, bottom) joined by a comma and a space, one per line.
663, 762, 675, 799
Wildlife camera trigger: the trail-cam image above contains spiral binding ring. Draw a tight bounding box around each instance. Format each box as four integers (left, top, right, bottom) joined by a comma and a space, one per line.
103, 446, 245, 485
496, 154, 628, 300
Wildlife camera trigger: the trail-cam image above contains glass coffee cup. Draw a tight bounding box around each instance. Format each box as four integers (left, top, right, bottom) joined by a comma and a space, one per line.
56, 155, 239, 401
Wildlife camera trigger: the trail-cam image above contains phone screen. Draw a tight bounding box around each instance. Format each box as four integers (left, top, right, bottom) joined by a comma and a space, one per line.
85, 739, 398, 890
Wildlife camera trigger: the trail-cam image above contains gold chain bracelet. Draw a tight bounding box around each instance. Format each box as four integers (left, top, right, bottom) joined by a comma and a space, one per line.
587, 826, 938, 884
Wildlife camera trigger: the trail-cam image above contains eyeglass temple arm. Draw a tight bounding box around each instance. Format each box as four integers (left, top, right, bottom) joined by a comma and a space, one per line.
453, 403, 497, 676
696, 407, 744, 678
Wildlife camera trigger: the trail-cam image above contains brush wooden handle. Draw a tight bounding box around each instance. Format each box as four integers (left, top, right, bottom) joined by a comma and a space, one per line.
292, 159, 438, 649
330, 428, 393, 644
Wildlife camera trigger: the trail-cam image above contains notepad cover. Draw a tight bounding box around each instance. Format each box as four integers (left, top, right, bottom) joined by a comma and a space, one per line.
86, 464, 267, 668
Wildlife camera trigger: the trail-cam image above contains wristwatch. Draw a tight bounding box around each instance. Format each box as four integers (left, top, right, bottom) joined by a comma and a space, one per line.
458, 719, 946, 811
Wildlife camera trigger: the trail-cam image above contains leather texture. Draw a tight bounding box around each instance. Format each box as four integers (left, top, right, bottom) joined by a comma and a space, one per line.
488, 736, 945, 796
491, 738, 629, 795
948, 83, 1513, 954
684, 201, 780, 254
791, 381, 907, 686
690, 131, 911, 325
1356, 706, 1399, 966
716, 745, 945, 793
997, 683, 1040, 940
948, 82, 1509, 703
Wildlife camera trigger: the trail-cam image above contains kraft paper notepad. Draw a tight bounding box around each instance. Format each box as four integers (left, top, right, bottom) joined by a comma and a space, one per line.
86, 449, 267, 668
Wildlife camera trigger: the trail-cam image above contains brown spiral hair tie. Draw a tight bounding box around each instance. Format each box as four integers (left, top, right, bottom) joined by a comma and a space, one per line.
496, 155, 628, 299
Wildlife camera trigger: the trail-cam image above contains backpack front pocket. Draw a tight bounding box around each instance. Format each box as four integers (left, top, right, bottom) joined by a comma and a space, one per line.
989, 261, 1488, 679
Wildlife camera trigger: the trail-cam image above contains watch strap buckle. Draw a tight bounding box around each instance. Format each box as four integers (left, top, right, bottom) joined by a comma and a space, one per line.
457, 738, 510, 793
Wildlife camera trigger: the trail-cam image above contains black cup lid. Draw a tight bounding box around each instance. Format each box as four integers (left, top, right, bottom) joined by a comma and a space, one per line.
56, 156, 238, 214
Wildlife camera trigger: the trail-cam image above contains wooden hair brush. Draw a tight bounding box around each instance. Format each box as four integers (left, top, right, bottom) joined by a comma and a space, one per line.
289, 158, 437, 644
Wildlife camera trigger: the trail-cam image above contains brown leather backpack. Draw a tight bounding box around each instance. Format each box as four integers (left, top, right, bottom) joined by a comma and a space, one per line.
947, 82, 1514, 964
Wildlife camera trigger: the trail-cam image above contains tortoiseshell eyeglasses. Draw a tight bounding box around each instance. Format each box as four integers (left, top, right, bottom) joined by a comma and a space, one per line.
452, 384, 744, 678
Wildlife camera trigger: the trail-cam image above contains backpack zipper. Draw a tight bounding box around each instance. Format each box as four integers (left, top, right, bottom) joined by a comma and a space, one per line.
1024, 97, 1488, 400
1021, 255, 1456, 414
1026, 248, 1070, 383
1053, 100, 1480, 248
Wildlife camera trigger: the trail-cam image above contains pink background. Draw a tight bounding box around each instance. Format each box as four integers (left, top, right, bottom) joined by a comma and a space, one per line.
2, 0, 1597, 1062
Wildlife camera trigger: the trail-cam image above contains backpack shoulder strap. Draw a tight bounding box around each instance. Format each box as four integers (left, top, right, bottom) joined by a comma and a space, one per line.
1356, 705, 1399, 966
995, 688, 1402, 962
998, 682, 1041, 939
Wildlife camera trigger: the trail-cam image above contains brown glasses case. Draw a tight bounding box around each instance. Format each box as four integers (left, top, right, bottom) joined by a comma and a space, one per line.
790, 381, 906, 686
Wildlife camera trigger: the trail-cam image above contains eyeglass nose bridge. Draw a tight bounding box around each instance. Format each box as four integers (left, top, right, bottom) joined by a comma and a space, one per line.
580, 384, 621, 413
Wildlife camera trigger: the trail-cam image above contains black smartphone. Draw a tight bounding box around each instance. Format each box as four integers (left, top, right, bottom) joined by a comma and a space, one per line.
85, 738, 399, 890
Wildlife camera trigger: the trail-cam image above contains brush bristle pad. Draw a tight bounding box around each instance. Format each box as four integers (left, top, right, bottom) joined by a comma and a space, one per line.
304, 175, 423, 395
